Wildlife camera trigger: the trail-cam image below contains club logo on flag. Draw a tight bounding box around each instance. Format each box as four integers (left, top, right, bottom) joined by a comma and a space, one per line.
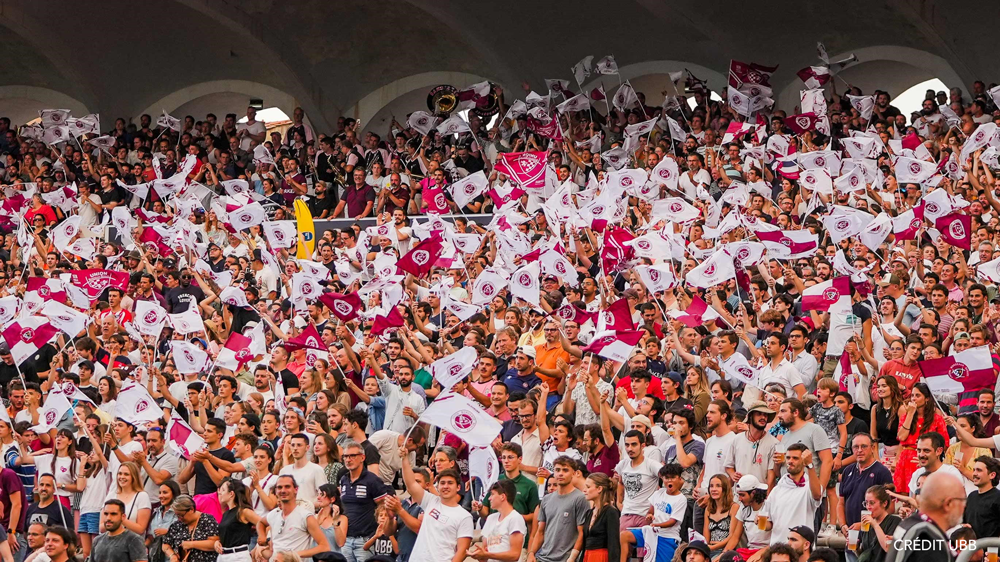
649, 269, 661, 282
301, 282, 314, 296
480, 282, 496, 297
45, 410, 56, 425
835, 219, 850, 232
20, 329, 33, 343
592, 205, 606, 215
636, 240, 651, 251
950, 219, 965, 239
779, 237, 793, 247
736, 247, 751, 263
183, 349, 195, 364
236, 349, 252, 361
412, 250, 430, 265
705, 264, 717, 275
452, 410, 478, 432
136, 399, 149, 413
975, 130, 987, 142
909, 162, 922, 175
554, 261, 568, 275
796, 116, 811, 129
599, 335, 616, 345
621, 176, 634, 187
144, 310, 161, 325
949, 363, 969, 381
926, 202, 940, 215
669, 201, 683, 213
333, 301, 353, 317
910, 217, 921, 229
658, 168, 673, 180
556, 307, 573, 320
449, 363, 464, 378
736, 366, 755, 380
850, 176, 860, 187
824, 287, 841, 301
39, 286, 50, 297
815, 156, 826, 167
517, 272, 532, 287
64, 382, 77, 395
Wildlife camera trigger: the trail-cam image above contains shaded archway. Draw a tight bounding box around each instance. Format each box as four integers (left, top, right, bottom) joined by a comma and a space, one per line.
775, 46, 964, 112
0, 86, 90, 126
137, 80, 299, 128
581, 61, 728, 114
349, 71, 499, 134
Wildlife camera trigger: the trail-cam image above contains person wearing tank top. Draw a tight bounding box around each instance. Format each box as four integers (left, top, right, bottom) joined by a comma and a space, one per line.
215, 479, 260, 562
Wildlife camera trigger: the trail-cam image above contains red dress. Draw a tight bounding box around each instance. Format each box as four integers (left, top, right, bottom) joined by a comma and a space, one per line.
893, 412, 948, 494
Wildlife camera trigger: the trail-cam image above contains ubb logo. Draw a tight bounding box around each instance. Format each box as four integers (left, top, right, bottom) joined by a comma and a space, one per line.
377, 226, 390, 236
144, 310, 160, 324
556, 306, 574, 320
736, 366, 755, 380
273, 228, 286, 243
749, 85, 764, 97
909, 162, 922, 175
135, 399, 149, 413
416, 116, 429, 126
20, 328, 34, 343
823, 288, 840, 301
45, 410, 56, 425
658, 168, 673, 180
38, 285, 51, 297
731, 96, 743, 107
948, 363, 969, 381
64, 225, 77, 237
910, 218, 921, 230
649, 269, 660, 282
451, 410, 478, 432
63, 382, 77, 396
463, 182, 477, 195
448, 363, 464, 378
620, 176, 634, 187
815, 156, 826, 167
235, 348, 252, 361
513, 153, 543, 172
517, 272, 532, 287
183, 349, 195, 364
669, 202, 683, 213
975, 131, 986, 142
434, 193, 447, 209
835, 219, 851, 232
736, 247, 751, 262
795, 116, 811, 129
306, 337, 320, 347
301, 282, 314, 296
704, 264, 717, 276
599, 335, 616, 345
592, 205, 606, 215
554, 260, 567, 274
950, 219, 966, 239
333, 300, 354, 316
926, 202, 940, 215
636, 240, 651, 250
412, 250, 431, 265
849, 176, 860, 187
803, 173, 815, 185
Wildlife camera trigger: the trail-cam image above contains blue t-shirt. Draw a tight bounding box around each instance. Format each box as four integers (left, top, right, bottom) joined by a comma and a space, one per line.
501, 368, 542, 396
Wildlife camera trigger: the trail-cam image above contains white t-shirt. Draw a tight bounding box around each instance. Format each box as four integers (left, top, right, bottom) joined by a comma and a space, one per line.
679, 168, 712, 200
80, 468, 109, 514
278, 462, 327, 507
238, 121, 267, 151
481, 510, 527, 562
266, 505, 315, 560
762, 473, 821, 544
647, 489, 687, 539
104, 490, 152, 523
737, 505, 770, 548
539, 445, 583, 495
908, 463, 972, 496
243, 473, 278, 518
109, 441, 144, 484
699, 432, 737, 492
614, 456, 663, 516
409, 493, 474, 562
33, 454, 79, 497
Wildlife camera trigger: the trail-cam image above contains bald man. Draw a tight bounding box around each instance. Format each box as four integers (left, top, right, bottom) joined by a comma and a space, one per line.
885, 471, 966, 562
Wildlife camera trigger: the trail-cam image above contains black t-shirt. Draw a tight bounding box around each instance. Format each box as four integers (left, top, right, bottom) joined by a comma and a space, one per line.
228, 304, 260, 335
0, 363, 38, 398
24, 344, 57, 375
99, 186, 126, 206
845, 417, 870, 445
886, 514, 952, 562
272, 368, 300, 393
193, 447, 235, 495
965, 486, 1000, 539
361, 440, 381, 467
308, 194, 335, 218
165, 284, 206, 314
26, 500, 73, 527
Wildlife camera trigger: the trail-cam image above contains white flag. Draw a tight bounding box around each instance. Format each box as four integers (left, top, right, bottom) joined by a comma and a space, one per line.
67, 114, 100, 137
229, 202, 267, 231
509, 261, 540, 306
39, 109, 71, 127
556, 94, 591, 114
720, 352, 759, 386
117, 381, 166, 425
895, 157, 938, 184
418, 392, 502, 448
31, 392, 71, 434
167, 410, 206, 459
262, 220, 297, 249
469, 446, 500, 501
471, 270, 509, 306
687, 249, 736, 288
450, 171, 489, 210
39, 301, 89, 337
437, 116, 471, 136
157, 112, 182, 132
170, 341, 208, 375
860, 212, 893, 252
407, 111, 440, 136
572, 55, 594, 85
168, 308, 205, 335
595, 55, 618, 75
431, 347, 479, 391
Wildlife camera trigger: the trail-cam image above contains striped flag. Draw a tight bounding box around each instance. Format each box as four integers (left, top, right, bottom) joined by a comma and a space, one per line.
167, 411, 206, 460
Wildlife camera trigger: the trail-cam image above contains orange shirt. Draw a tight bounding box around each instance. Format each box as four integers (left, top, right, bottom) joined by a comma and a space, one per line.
534, 341, 570, 389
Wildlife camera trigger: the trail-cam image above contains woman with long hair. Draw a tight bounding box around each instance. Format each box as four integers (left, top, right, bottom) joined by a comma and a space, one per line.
894, 382, 948, 494
214, 478, 260, 562
581, 472, 620, 562
23, 429, 83, 508
312, 433, 344, 485
684, 366, 712, 428
299, 369, 323, 402
944, 414, 993, 487
97, 376, 118, 415
856, 485, 902, 562
870, 375, 904, 465
703, 474, 738, 557
147, 481, 182, 562
315, 483, 348, 554
102, 462, 151, 535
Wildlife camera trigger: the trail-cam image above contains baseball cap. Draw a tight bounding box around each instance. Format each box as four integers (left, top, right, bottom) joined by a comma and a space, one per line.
631, 415, 652, 429
789, 525, 815, 545
519, 346, 536, 360
734, 474, 768, 493
877, 273, 902, 287
664, 371, 684, 387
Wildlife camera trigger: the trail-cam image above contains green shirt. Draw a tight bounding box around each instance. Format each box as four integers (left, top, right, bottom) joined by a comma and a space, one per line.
414, 368, 433, 390
484, 472, 540, 517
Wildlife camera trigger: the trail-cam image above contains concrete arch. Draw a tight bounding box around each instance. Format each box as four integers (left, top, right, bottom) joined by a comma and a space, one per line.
776, 45, 965, 112
0, 86, 90, 126
581, 60, 729, 108
348, 71, 496, 134
137, 80, 298, 123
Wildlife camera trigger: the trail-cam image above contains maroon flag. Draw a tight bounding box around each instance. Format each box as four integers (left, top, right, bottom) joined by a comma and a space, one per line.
901, 132, 922, 151
600, 227, 635, 274
935, 212, 971, 250
675, 296, 712, 328
756, 229, 818, 259
801, 277, 851, 312
215, 332, 254, 372
590, 86, 606, 101
284, 324, 326, 352
527, 115, 563, 141
552, 303, 597, 326
396, 234, 444, 278
486, 182, 526, 208
784, 113, 819, 135
796, 67, 831, 89
583, 330, 644, 363
26, 278, 67, 304
919, 346, 995, 394
494, 151, 547, 189
423, 186, 451, 215
138, 228, 173, 257
372, 306, 405, 336
71, 269, 130, 300
598, 298, 635, 331
729, 60, 778, 91
318, 292, 364, 322
2, 318, 58, 366
892, 203, 924, 241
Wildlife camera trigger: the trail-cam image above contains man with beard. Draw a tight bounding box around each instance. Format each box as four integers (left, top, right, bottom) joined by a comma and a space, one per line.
964, 456, 1000, 539
762, 443, 823, 544
90, 499, 147, 562
907, 432, 965, 496
885, 472, 966, 562
362, 348, 424, 433
727, 402, 779, 487
163, 270, 205, 313
976, 389, 999, 436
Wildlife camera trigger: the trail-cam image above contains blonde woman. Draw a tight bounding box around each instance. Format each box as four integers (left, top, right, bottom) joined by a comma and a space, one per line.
102, 461, 152, 535
684, 366, 712, 429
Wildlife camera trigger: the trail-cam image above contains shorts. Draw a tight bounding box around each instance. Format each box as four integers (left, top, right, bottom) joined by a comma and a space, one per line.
628, 531, 678, 562
620, 513, 648, 531
78, 512, 100, 534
